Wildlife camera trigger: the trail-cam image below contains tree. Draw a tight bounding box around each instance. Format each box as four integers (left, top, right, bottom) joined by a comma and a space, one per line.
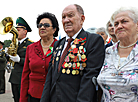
3, 40, 12, 49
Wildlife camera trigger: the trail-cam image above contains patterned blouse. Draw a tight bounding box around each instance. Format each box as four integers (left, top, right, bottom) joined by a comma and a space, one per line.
97, 41, 138, 102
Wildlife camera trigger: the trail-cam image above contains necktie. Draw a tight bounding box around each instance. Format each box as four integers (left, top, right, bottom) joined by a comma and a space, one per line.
18, 42, 20, 45
58, 38, 73, 72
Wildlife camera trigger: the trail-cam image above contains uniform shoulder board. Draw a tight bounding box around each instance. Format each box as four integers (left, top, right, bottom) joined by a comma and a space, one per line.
28, 39, 34, 42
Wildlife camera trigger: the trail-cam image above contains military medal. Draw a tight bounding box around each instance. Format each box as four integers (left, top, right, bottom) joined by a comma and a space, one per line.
82, 63, 86, 67
77, 62, 80, 67
71, 44, 76, 49
79, 46, 83, 50
64, 63, 68, 68
57, 51, 61, 56
66, 69, 70, 74
56, 57, 59, 61
76, 70, 79, 75
81, 54, 86, 59
72, 70, 76, 75
62, 69, 66, 73
68, 63, 72, 68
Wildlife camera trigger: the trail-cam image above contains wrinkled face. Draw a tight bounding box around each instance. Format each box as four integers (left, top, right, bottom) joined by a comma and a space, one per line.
114, 11, 138, 40
96, 32, 108, 43
62, 5, 85, 37
108, 22, 114, 36
17, 28, 27, 40
38, 18, 56, 38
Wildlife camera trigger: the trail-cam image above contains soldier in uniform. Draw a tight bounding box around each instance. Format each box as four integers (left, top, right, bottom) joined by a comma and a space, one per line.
0, 41, 6, 94
7, 17, 33, 102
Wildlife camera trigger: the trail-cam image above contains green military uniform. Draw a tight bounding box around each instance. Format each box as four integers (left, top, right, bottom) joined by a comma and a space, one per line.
8, 17, 33, 102
0, 41, 6, 94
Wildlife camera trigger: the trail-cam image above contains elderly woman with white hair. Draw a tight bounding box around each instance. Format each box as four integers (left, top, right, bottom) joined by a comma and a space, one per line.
96, 27, 108, 44
97, 7, 138, 102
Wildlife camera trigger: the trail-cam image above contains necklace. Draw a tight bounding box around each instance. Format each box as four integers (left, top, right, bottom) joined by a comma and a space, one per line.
41, 39, 54, 48
118, 57, 127, 69
119, 41, 137, 48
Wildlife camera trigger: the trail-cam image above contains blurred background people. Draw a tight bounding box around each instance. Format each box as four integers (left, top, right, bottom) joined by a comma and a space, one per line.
97, 7, 138, 102
0, 41, 6, 94
96, 27, 108, 44
7, 17, 33, 102
20, 12, 59, 102
105, 21, 118, 49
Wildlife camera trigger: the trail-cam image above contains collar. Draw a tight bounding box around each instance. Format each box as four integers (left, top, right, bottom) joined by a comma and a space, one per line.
18, 37, 28, 44
65, 28, 82, 41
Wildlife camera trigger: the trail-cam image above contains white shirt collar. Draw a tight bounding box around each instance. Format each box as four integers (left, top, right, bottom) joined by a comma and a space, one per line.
18, 37, 27, 44
65, 28, 82, 41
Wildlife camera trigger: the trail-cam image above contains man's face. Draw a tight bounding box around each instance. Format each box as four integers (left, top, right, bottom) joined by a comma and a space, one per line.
62, 5, 85, 37
17, 27, 27, 40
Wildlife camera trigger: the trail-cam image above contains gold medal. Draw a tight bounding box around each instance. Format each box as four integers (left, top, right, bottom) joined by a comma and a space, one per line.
81, 54, 86, 59
72, 70, 76, 75
79, 46, 83, 50
56, 57, 59, 61
76, 70, 79, 75
82, 63, 86, 67
66, 69, 70, 74
62, 69, 66, 73
64, 63, 68, 67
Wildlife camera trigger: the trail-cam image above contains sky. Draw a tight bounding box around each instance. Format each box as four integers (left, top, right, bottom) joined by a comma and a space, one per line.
0, 0, 138, 42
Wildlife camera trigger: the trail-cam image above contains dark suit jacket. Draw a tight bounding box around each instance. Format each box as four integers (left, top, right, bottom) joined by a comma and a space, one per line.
40, 29, 105, 102
9, 38, 33, 84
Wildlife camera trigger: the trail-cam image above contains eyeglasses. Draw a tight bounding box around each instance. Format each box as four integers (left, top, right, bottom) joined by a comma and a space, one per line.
37, 23, 52, 28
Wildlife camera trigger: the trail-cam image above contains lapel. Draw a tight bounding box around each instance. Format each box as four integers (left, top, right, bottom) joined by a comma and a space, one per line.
18, 38, 28, 51
54, 37, 66, 78
55, 29, 87, 80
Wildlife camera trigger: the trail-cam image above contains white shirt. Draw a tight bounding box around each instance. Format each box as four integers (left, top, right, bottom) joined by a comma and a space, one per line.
18, 37, 28, 44
61, 28, 82, 55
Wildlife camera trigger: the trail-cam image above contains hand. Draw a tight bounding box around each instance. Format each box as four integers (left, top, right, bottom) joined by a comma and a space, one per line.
9, 54, 20, 62
5, 47, 8, 54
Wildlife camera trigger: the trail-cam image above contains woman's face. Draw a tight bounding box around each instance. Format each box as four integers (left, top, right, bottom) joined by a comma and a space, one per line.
114, 11, 138, 41
108, 22, 114, 36
38, 18, 56, 38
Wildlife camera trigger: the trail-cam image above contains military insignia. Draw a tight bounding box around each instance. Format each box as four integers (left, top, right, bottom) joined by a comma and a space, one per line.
23, 46, 27, 48
72, 70, 76, 75
56, 57, 59, 61
61, 37, 87, 75
66, 69, 70, 74
57, 51, 61, 56
71, 44, 76, 49
62, 69, 66, 73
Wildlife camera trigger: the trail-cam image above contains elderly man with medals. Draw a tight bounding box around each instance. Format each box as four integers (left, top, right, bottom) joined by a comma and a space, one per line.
40, 4, 105, 102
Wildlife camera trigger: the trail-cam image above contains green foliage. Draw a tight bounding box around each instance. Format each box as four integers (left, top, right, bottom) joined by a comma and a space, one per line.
3, 40, 12, 49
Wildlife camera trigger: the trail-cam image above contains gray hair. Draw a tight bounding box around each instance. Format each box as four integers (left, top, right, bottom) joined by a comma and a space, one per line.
110, 7, 138, 26
96, 27, 108, 35
74, 4, 84, 15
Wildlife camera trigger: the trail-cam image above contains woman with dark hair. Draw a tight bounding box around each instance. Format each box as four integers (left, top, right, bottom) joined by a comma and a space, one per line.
20, 12, 59, 102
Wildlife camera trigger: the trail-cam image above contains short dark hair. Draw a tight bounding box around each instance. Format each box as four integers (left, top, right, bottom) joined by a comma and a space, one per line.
74, 4, 84, 15
36, 12, 59, 37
